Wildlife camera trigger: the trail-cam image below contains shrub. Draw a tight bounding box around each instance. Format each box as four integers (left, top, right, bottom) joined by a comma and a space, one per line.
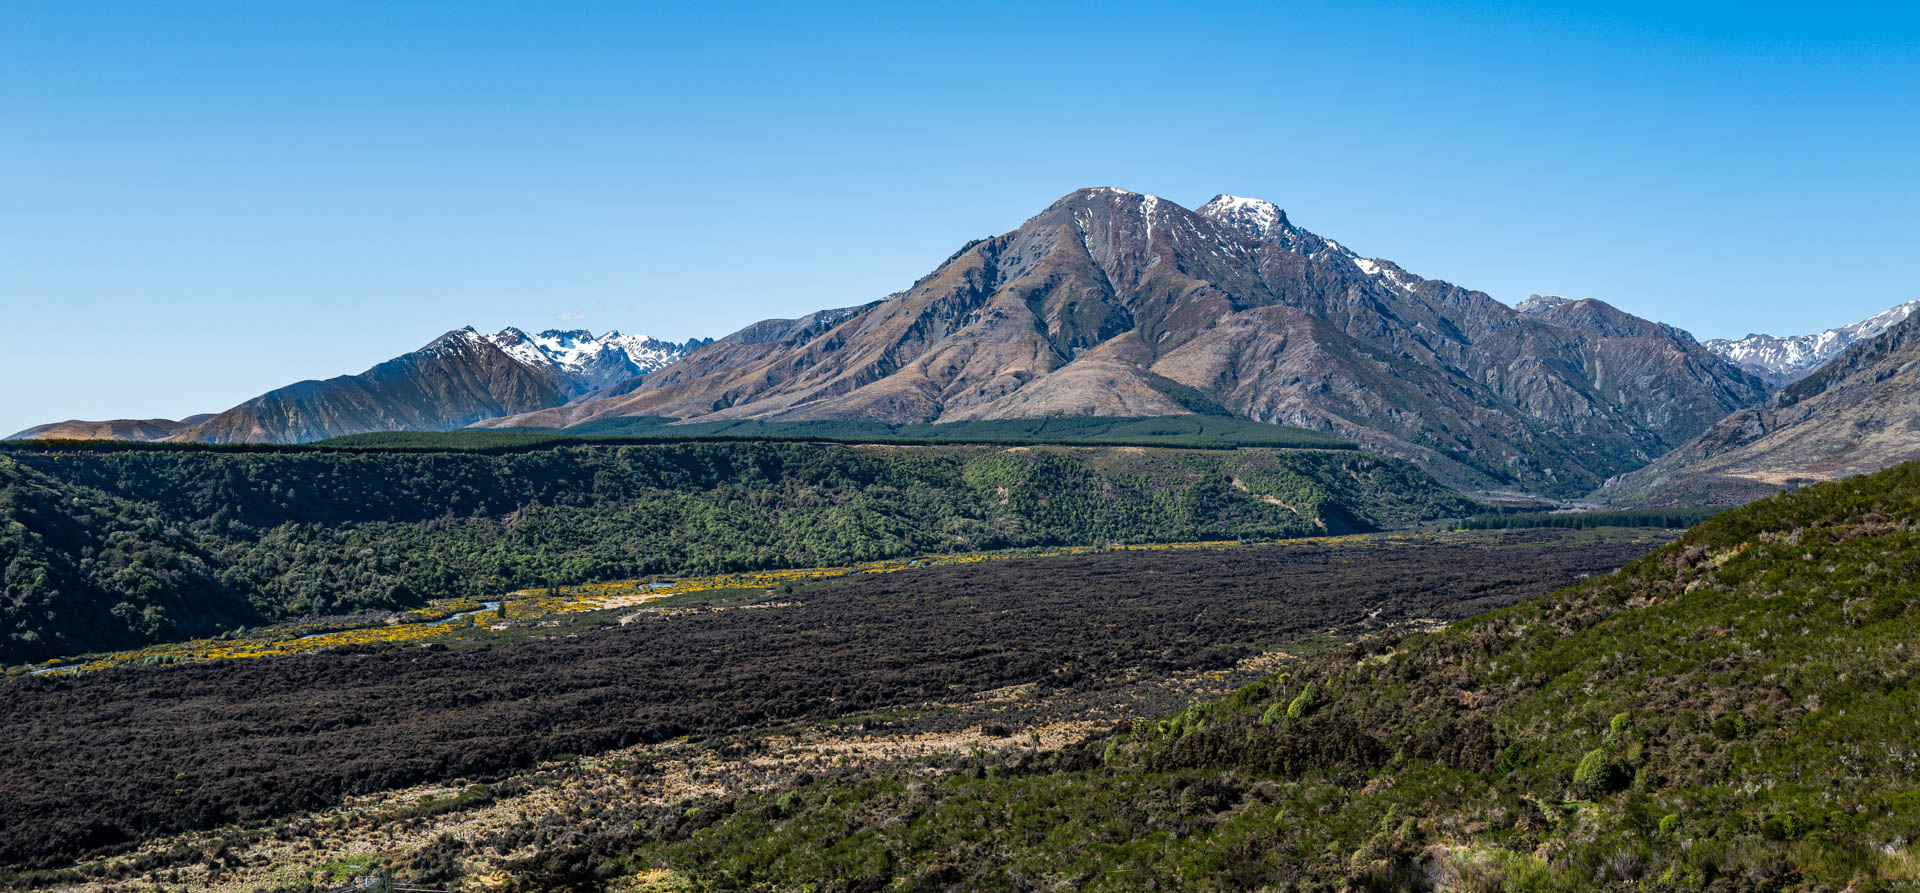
1573, 748, 1628, 795
1287, 682, 1321, 721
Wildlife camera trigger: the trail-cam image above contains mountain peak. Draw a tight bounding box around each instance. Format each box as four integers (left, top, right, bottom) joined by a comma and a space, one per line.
1195, 193, 1288, 241
476, 326, 690, 393
422, 327, 485, 352
535, 328, 597, 342
1043, 186, 1160, 211
1703, 299, 1920, 387
1515, 294, 1576, 315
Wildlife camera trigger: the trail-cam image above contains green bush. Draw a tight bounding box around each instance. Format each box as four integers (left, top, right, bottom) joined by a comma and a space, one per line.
1573, 748, 1628, 795
1287, 682, 1321, 720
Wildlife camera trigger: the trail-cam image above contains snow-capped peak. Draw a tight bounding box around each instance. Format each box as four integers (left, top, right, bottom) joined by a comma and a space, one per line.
1704, 299, 1920, 387
1515, 295, 1576, 315
1197, 194, 1284, 240
420, 326, 484, 353
1194, 193, 1429, 294
480, 327, 693, 391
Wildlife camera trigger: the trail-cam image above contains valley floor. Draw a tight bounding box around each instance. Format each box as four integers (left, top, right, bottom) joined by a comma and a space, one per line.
1, 528, 1672, 891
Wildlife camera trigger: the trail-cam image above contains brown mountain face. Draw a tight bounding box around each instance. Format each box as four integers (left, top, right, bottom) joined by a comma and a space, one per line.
168, 329, 577, 444
477, 188, 1766, 496
1518, 297, 1768, 453
5, 415, 214, 441
1599, 312, 1920, 506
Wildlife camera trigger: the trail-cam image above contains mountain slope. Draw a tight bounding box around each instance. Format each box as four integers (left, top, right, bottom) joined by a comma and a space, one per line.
478, 188, 1765, 497
1521, 296, 1768, 450
167, 328, 580, 444
1704, 299, 1920, 387
1601, 310, 1920, 505
11, 328, 698, 445
5, 414, 214, 441
607, 457, 1920, 892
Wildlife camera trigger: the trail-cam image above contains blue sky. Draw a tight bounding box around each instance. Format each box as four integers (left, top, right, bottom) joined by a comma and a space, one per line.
2, 1, 1916, 434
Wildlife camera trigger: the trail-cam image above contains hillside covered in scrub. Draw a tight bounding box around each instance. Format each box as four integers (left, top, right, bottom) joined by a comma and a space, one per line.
0, 441, 1469, 664
563, 459, 1920, 891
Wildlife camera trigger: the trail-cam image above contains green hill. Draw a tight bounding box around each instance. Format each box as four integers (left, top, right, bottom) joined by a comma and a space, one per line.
591, 459, 1920, 891
0, 440, 1465, 665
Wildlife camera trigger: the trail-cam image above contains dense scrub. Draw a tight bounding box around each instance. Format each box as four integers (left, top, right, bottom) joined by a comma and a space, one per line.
0, 441, 1471, 663
601, 460, 1920, 891
0, 532, 1647, 871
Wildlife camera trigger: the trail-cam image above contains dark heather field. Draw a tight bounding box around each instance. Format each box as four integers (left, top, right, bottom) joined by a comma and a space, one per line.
0, 531, 1660, 871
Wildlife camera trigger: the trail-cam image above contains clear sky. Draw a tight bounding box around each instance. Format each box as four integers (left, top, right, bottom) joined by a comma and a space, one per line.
2, 1, 1916, 434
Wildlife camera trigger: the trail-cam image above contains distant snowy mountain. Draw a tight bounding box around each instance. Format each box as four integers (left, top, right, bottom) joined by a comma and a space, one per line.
1514, 294, 1575, 315
482, 328, 699, 392
1605, 308, 1920, 506
9, 326, 708, 443
1704, 300, 1920, 388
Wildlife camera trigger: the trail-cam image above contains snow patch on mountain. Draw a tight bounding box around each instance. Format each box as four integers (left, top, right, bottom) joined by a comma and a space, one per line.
1515, 295, 1576, 315
482, 327, 696, 391
1704, 300, 1920, 387
1196, 194, 1284, 241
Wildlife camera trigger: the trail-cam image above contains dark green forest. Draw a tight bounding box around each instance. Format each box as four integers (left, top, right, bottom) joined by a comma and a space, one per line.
592, 459, 1920, 891
0, 441, 1469, 664
1459, 506, 1725, 530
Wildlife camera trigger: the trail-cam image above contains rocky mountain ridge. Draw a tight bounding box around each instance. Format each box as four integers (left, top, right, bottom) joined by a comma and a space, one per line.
476, 188, 1767, 497
482, 328, 698, 393
1601, 309, 1920, 505
1703, 299, 1919, 387
8, 328, 701, 444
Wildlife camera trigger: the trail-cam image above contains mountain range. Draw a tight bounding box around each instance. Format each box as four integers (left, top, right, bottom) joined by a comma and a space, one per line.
474, 188, 1766, 497
1601, 307, 1920, 505
1702, 299, 1920, 387
8, 329, 702, 445
24, 188, 1920, 505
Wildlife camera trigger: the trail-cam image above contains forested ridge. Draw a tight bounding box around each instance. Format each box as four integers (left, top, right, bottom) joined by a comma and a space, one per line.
0, 441, 1471, 664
